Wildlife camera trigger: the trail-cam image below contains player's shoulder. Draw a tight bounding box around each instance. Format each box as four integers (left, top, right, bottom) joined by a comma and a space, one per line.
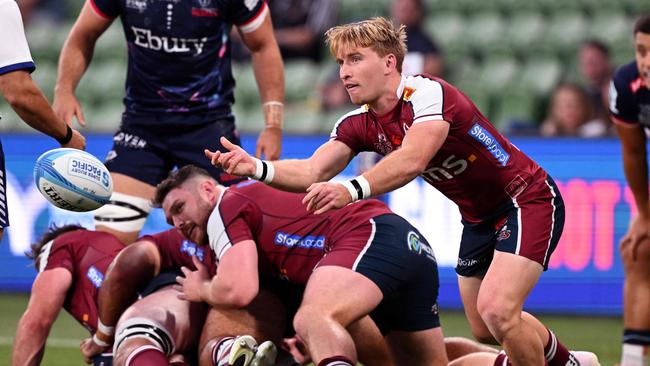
613, 61, 640, 85
330, 105, 369, 136
403, 74, 449, 102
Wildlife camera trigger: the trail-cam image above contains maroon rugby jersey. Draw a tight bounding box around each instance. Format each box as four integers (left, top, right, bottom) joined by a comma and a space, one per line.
206, 180, 392, 284
331, 75, 546, 222
38, 230, 123, 334
140, 228, 217, 275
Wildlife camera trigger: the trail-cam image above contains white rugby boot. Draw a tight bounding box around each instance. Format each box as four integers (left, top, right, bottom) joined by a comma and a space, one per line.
228, 335, 258, 366
572, 351, 601, 366
251, 340, 278, 366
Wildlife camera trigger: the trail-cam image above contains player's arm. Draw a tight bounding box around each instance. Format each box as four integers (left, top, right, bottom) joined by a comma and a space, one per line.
304, 121, 449, 213
238, 9, 285, 160
53, 0, 113, 126
208, 137, 354, 192
0, 71, 85, 149
12, 268, 72, 366
179, 240, 259, 308
617, 122, 649, 217
95, 240, 161, 343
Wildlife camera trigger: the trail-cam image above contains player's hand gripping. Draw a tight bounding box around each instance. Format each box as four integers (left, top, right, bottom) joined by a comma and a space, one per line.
79, 335, 109, 364
53, 91, 87, 127
620, 215, 650, 260
205, 136, 257, 177
303, 182, 352, 214
176, 255, 211, 303
256, 126, 282, 160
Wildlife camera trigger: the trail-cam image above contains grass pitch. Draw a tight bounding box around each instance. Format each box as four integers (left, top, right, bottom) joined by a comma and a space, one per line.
0, 293, 622, 365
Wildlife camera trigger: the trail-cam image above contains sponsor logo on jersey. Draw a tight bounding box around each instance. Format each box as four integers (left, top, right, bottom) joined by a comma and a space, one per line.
274, 232, 325, 249
407, 231, 436, 261
457, 257, 488, 268
69, 158, 106, 187
131, 26, 208, 55
402, 86, 416, 101
126, 0, 147, 12
181, 240, 205, 262
113, 132, 147, 149
87, 266, 104, 288
468, 123, 510, 166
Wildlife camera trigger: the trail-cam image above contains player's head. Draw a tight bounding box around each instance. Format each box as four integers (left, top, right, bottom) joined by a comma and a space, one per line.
634, 14, 650, 88
26, 224, 86, 270
155, 165, 220, 245
325, 17, 407, 105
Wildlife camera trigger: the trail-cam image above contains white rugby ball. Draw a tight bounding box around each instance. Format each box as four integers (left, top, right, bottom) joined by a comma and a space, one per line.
33, 148, 113, 212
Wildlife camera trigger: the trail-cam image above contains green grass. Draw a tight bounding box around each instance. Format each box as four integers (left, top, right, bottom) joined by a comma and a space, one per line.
0, 293, 623, 365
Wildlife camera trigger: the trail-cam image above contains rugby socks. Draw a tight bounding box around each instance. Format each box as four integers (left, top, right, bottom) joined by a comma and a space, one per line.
544, 329, 576, 366
493, 351, 549, 366
211, 336, 236, 366
125, 345, 169, 366
621, 329, 650, 366
317, 356, 354, 366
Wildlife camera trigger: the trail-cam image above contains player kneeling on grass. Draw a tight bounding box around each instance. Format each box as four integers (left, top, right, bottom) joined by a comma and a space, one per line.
12, 225, 123, 366
155, 165, 448, 366
79, 228, 280, 366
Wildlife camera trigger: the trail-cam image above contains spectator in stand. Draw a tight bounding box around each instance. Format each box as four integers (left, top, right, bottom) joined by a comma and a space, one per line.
540, 83, 609, 138
578, 40, 615, 121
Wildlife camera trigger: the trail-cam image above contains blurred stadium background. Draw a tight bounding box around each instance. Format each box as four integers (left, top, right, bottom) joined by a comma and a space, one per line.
2, 0, 649, 364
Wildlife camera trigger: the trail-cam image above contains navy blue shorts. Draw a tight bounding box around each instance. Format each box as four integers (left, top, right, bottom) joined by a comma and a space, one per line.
456, 176, 565, 277
104, 119, 246, 186
332, 214, 441, 333
0, 141, 8, 228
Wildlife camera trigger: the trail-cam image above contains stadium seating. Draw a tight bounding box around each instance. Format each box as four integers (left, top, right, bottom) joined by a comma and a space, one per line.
0, 0, 641, 135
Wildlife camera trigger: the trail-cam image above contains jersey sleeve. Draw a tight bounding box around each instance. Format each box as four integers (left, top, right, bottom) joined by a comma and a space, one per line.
39, 241, 73, 274
89, 0, 120, 19
329, 108, 367, 153
140, 229, 187, 269
0, 0, 35, 75
410, 78, 445, 124
207, 193, 257, 261
609, 72, 638, 125
225, 0, 268, 34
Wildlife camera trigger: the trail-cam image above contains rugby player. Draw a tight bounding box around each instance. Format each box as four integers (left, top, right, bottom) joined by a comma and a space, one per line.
206, 17, 599, 366
609, 14, 650, 366
156, 165, 448, 366
54, 0, 284, 245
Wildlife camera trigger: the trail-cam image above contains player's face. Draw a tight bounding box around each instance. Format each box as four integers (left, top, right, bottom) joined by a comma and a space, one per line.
336, 46, 388, 105
635, 32, 650, 88
162, 186, 212, 245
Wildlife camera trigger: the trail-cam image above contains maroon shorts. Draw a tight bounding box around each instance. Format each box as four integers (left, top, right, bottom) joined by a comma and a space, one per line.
456, 176, 565, 277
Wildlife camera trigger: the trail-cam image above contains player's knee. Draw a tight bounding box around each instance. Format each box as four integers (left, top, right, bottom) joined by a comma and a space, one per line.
621, 239, 650, 275
476, 298, 518, 340
114, 318, 175, 364
94, 192, 153, 236
469, 329, 498, 345
293, 305, 327, 339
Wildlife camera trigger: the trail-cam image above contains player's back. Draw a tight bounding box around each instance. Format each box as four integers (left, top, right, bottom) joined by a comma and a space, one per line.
215, 181, 392, 283
140, 228, 217, 275
40, 230, 123, 333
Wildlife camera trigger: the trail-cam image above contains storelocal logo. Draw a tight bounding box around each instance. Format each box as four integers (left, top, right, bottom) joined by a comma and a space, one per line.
468, 123, 510, 166
274, 232, 325, 249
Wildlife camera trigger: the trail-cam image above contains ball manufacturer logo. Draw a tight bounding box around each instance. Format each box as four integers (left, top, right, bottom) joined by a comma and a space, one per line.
102, 172, 110, 189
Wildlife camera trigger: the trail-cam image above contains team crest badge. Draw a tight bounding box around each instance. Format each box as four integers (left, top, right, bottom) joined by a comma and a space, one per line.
496, 225, 511, 241
402, 86, 416, 101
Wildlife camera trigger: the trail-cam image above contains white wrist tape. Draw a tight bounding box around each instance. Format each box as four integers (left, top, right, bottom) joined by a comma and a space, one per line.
93, 333, 111, 348
342, 176, 371, 202
252, 158, 275, 184
98, 319, 115, 336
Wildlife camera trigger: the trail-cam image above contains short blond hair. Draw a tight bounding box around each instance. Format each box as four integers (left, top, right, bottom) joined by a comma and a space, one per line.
325, 17, 407, 72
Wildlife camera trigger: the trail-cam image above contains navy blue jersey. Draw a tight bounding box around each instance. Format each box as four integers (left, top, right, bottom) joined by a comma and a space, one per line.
609, 61, 650, 128
90, 0, 268, 124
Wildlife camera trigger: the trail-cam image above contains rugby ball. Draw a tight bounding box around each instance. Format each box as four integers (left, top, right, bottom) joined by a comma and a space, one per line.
33, 148, 113, 212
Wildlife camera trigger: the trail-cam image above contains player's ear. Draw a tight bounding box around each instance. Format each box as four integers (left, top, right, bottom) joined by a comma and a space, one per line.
385, 53, 397, 74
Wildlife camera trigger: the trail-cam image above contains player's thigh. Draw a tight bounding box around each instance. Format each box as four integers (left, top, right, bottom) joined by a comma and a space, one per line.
448, 351, 500, 366
457, 275, 495, 343
384, 327, 447, 366
621, 237, 650, 276
117, 285, 205, 354
346, 315, 392, 366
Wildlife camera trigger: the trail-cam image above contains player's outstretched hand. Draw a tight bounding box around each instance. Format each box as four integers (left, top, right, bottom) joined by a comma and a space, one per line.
176, 255, 210, 302
205, 136, 257, 177
303, 182, 352, 214
256, 126, 282, 160
53, 92, 87, 127
620, 215, 650, 260
80, 336, 108, 364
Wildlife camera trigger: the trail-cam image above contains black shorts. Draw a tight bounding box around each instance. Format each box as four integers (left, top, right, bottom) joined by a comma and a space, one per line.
0, 141, 8, 228
353, 214, 441, 333
104, 119, 246, 186
139, 270, 182, 297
